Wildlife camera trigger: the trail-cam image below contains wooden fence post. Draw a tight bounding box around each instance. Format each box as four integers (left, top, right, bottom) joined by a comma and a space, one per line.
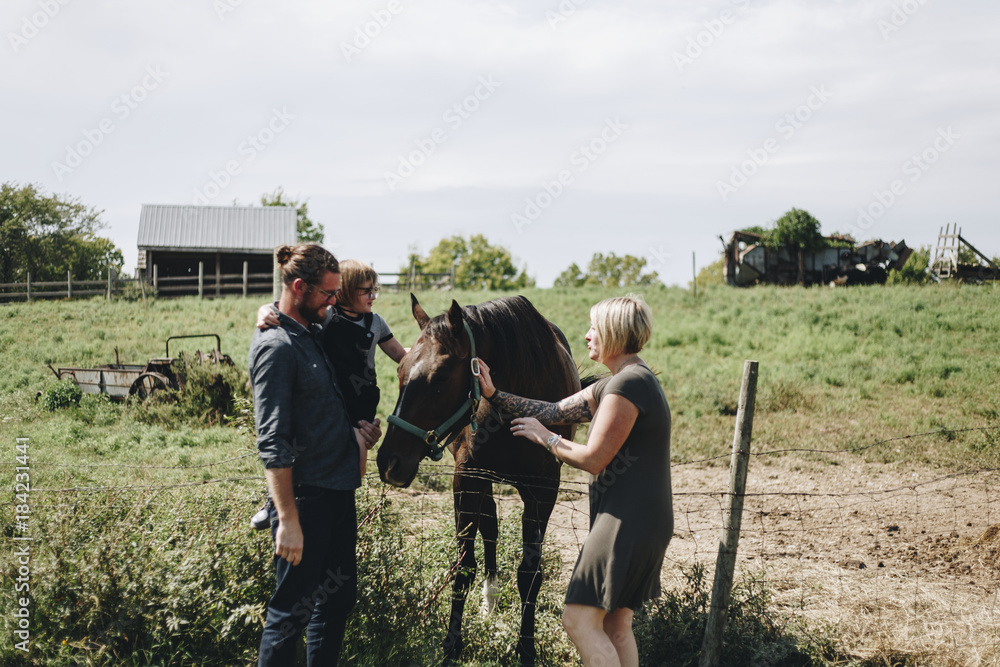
693, 251, 697, 298
272, 252, 281, 302
153, 264, 159, 293
699, 360, 759, 667
26, 272, 31, 302
67, 270, 72, 299
242, 261, 249, 298
198, 261, 204, 299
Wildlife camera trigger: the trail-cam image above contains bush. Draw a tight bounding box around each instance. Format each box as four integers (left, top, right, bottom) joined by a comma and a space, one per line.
41, 381, 83, 411
130, 353, 250, 426
0, 475, 576, 666
635, 564, 812, 667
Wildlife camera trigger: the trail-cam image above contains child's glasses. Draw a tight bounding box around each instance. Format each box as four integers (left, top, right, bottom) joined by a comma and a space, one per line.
357, 287, 380, 299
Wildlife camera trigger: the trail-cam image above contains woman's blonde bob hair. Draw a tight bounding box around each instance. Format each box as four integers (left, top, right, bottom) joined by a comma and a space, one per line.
338, 259, 380, 310
589, 294, 653, 358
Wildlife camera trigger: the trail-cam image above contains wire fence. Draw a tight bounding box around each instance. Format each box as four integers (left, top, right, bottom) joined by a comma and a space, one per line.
6, 426, 1000, 663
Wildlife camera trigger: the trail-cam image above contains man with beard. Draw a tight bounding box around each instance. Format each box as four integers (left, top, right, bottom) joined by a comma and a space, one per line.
249, 243, 380, 666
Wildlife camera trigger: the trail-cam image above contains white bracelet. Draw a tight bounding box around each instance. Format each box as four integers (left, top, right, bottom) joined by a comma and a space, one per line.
545, 433, 560, 453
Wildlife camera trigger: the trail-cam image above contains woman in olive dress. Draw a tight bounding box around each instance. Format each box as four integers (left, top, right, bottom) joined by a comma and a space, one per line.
476, 294, 672, 667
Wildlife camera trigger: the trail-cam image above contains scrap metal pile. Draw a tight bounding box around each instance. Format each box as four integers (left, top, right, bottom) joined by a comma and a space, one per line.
722, 231, 912, 287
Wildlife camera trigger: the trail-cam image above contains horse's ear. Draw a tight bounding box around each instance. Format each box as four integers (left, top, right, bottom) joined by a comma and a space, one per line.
411, 293, 430, 330
447, 300, 464, 329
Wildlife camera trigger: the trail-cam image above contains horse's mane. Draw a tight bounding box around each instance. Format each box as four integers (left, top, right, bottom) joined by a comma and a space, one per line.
424, 296, 567, 399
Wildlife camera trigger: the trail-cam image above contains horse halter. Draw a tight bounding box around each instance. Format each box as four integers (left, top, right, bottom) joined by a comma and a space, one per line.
386, 320, 482, 462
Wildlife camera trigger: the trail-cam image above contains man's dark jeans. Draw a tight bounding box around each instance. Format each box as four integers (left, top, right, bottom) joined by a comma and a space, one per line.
258, 487, 357, 666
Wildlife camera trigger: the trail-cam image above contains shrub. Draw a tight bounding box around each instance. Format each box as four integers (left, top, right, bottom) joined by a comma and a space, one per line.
41, 381, 83, 411
635, 565, 811, 667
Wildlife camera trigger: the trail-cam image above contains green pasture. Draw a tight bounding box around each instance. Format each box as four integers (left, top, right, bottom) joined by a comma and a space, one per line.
0, 283, 998, 665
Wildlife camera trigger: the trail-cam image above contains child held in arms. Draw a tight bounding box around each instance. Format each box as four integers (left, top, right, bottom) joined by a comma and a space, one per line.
250, 259, 407, 529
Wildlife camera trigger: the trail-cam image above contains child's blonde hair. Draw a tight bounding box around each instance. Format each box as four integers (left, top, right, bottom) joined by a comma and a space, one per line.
338, 259, 380, 310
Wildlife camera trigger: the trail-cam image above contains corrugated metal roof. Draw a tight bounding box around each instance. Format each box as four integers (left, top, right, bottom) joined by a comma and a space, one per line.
137, 204, 297, 253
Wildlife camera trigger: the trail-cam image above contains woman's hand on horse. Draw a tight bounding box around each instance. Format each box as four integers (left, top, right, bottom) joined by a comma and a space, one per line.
475, 357, 496, 399
256, 303, 279, 329
510, 417, 550, 446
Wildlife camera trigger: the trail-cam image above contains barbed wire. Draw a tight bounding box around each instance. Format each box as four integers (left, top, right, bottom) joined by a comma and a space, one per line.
0, 452, 256, 470
8, 425, 999, 505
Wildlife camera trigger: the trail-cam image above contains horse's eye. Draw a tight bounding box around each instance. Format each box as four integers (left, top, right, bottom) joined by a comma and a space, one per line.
427, 372, 451, 385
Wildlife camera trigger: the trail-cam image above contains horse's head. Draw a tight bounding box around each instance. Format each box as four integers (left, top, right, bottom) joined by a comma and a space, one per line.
377, 294, 481, 488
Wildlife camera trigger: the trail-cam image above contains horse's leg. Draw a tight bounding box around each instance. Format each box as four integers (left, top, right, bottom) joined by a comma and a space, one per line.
444, 472, 490, 663
479, 491, 500, 615
515, 483, 557, 667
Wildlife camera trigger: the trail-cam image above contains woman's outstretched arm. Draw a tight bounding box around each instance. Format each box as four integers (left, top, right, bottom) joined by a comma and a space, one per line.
476, 358, 596, 425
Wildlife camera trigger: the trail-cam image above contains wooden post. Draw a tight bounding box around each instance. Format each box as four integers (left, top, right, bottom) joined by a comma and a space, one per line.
139, 268, 147, 301
26, 272, 31, 302
272, 251, 281, 302
153, 264, 159, 293
693, 251, 697, 298
215, 251, 221, 298
67, 270, 72, 299
699, 360, 759, 667
242, 261, 249, 298
107, 267, 114, 300
198, 261, 204, 299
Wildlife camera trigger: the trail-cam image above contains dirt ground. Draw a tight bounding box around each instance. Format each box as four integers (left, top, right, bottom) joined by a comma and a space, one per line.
532, 457, 1000, 666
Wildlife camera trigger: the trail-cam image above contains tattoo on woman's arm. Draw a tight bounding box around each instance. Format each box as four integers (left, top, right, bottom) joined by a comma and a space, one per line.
490, 392, 592, 425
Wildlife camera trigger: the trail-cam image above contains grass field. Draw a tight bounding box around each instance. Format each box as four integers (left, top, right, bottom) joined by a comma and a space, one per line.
1, 282, 998, 665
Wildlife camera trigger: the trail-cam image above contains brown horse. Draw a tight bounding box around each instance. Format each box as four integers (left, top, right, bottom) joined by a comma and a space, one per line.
377, 295, 580, 666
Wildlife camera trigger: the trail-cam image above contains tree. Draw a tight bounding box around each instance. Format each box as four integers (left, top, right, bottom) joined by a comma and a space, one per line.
0, 182, 123, 284
692, 256, 725, 290
260, 187, 324, 243
403, 235, 534, 290
770, 208, 826, 285
554, 262, 586, 288
554, 252, 659, 288
887, 246, 930, 285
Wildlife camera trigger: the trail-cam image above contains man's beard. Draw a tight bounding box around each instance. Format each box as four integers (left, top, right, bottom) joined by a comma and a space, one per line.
296, 294, 328, 325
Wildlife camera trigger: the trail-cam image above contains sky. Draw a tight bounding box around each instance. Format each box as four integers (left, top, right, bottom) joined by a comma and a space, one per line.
3, 0, 998, 287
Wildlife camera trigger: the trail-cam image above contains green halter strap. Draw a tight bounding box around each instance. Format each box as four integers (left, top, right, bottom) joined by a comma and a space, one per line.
386, 320, 482, 461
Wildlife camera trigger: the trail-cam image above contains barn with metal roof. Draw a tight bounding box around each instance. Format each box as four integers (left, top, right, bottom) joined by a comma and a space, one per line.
137, 204, 296, 297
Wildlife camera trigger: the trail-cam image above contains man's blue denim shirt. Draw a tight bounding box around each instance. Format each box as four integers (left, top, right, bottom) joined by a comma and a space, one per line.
248, 309, 360, 491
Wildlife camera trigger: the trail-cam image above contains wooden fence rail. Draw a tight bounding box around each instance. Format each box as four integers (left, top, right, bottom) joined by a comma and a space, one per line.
1, 264, 457, 302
